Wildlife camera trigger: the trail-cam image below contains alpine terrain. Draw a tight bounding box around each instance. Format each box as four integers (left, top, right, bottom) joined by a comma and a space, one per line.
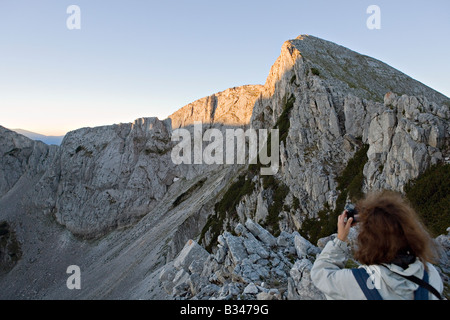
0, 35, 449, 300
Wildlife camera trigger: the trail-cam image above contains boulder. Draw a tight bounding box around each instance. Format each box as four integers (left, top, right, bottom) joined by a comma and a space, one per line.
173, 239, 209, 271
223, 232, 248, 265
293, 232, 320, 258
245, 218, 277, 247
243, 283, 259, 295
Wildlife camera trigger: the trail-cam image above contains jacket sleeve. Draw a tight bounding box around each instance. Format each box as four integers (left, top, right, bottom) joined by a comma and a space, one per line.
426, 263, 444, 300
311, 237, 366, 300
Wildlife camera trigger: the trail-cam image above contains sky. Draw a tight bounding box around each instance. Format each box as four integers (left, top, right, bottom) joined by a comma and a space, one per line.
0, 0, 449, 136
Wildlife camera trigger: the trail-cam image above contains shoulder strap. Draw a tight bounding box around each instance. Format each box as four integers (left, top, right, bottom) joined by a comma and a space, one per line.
382, 264, 443, 300
351, 268, 383, 300
414, 271, 429, 300
400, 271, 443, 300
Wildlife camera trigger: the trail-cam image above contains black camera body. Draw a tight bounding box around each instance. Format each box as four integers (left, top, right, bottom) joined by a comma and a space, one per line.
344, 203, 359, 223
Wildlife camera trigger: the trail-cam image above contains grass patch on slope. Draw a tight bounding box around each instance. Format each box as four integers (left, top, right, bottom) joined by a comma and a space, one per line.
404, 163, 450, 237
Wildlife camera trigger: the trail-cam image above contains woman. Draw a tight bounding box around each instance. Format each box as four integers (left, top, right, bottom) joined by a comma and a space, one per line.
310, 190, 444, 300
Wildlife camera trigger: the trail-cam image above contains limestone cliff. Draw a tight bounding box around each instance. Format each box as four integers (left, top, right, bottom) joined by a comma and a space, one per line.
169, 85, 263, 129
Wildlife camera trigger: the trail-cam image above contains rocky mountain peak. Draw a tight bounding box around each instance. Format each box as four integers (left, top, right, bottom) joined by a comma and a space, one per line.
288, 34, 449, 105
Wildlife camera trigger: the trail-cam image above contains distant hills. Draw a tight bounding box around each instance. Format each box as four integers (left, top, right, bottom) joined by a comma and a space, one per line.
11, 129, 65, 145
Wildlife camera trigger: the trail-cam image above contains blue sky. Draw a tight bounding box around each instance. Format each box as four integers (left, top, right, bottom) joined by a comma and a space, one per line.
0, 0, 449, 135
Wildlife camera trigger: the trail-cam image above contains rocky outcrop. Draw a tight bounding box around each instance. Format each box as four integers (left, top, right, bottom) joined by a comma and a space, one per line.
0, 126, 58, 200
161, 220, 450, 300
169, 85, 264, 129
1, 118, 178, 237
364, 92, 449, 191
53, 117, 176, 237
160, 219, 325, 300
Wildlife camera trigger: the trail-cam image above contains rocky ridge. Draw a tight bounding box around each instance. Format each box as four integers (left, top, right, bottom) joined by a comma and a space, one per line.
365, 92, 449, 191
169, 85, 264, 129
160, 219, 450, 300
160, 218, 326, 300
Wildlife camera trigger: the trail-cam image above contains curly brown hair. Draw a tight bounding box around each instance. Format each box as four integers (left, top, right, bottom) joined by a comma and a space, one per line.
354, 190, 438, 267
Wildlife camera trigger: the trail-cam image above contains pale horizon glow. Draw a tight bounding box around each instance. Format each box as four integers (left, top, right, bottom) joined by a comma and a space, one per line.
1, 0, 449, 136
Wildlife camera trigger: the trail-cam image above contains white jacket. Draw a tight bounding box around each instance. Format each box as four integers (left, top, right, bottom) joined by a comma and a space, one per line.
310, 237, 444, 300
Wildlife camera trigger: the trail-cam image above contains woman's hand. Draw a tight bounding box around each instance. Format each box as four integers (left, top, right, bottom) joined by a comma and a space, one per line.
337, 211, 353, 242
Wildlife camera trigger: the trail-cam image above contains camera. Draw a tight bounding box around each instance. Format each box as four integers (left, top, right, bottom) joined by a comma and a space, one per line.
344, 203, 359, 223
